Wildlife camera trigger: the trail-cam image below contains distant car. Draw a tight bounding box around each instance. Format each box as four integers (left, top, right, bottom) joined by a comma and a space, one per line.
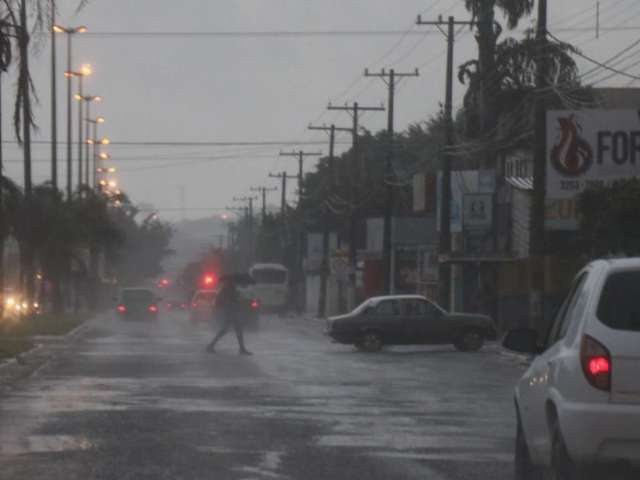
165, 299, 188, 312
504, 259, 640, 479
2, 288, 41, 319
327, 295, 496, 352
189, 290, 216, 322
116, 288, 160, 320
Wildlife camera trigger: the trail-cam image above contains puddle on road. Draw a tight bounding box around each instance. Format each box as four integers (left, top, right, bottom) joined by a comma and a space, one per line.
0, 435, 93, 456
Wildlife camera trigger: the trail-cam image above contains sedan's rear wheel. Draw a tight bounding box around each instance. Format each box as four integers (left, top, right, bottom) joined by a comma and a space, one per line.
454, 329, 485, 352
356, 332, 383, 352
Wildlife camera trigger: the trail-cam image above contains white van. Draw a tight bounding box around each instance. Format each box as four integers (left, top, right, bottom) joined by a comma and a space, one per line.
249, 263, 289, 312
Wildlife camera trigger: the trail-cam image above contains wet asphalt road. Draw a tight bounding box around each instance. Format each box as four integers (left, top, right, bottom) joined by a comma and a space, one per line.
0, 311, 525, 480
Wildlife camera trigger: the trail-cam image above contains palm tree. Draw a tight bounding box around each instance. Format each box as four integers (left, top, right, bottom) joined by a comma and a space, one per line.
462, 0, 535, 166
0, 10, 13, 318
0, 0, 49, 305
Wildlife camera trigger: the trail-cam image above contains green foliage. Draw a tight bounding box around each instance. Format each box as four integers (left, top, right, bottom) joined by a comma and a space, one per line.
107, 204, 174, 285
464, 0, 535, 30
578, 179, 640, 257
0, 312, 86, 338
243, 118, 449, 269
458, 34, 581, 146
301, 117, 446, 234
256, 213, 284, 263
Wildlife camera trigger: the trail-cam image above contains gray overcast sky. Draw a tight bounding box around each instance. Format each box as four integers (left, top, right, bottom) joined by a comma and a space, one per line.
3, 0, 640, 221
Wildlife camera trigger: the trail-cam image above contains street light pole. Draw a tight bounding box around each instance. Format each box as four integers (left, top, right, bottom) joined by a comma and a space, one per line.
83, 98, 101, 186
77, 75, 83, 189
66, 34, 72, 198
85, 101, 91, 185
54, 25, 87, 199
50, 0, 57, 190
87, 116, 104, 188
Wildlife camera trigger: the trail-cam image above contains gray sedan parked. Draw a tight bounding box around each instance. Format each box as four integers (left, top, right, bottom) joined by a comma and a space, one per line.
327, 295, 497, 352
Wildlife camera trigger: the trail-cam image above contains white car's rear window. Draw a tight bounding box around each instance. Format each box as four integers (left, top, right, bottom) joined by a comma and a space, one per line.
597, 271, 640, 332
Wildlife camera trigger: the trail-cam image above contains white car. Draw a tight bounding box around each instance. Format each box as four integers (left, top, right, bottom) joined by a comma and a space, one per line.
189, 290, 216, 322
504, 259, 640, 479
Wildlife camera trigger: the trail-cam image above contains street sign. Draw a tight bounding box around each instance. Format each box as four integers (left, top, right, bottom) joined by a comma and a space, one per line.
462, 193, 493, 228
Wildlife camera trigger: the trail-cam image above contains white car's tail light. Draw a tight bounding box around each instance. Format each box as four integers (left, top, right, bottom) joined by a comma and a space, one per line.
580, 335, 612, 391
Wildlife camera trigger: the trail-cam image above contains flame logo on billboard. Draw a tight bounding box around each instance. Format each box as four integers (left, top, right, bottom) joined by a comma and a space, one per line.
551, 116, 593, 176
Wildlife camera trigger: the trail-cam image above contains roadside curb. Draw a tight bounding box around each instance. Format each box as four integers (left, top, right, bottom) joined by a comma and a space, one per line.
0, 317, 91, 375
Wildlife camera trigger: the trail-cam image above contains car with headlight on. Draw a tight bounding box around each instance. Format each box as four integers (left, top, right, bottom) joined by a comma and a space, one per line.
116, 288, 160, 320
504, 259, 640, 479
327, 295, 496, 352
2, 289, 40, 319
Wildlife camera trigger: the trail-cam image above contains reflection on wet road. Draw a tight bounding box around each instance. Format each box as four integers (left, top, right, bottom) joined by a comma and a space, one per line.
0, 312, 524, 479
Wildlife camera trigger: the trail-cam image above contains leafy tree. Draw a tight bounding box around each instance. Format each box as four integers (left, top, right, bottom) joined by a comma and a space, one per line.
461, 0, 535, 164
255, 213, 284, 263
458, 34, 582, 153
107, 202, 174, 285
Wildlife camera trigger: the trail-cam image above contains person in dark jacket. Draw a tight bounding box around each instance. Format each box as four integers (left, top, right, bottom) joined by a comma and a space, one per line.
206, 277, 252, 355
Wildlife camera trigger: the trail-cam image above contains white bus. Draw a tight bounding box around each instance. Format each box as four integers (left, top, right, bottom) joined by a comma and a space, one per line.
249, 263, 289, 312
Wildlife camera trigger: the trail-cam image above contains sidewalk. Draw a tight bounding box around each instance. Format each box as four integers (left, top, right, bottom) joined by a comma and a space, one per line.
0, 317, 91, 386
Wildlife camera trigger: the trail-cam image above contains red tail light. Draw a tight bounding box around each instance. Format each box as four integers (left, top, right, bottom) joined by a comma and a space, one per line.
581, 335, 611, 391
148, 305, 158, 313
117, 305, 127, 313
251, 299, 259, 310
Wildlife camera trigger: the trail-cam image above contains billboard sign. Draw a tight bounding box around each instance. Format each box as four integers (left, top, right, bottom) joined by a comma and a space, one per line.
547, 110, 640, 199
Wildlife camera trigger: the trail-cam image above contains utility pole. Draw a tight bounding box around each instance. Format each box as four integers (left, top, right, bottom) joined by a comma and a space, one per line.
234, 196, 258, 266
279, 150, 322, 313
179, 186, 185, 222
269, 171, 298, 266
530, 0, 549, 329
269, 171, 297, 216
416, 15, 473, 310
279, 150, 323, 206
328, 102, 385, 173
308, 124, 352, 185
225, 206, 245, 250
308, 124, 352, 317
365, 68, 419, 295
250, 186, 278, 224
327, 101, 385, 309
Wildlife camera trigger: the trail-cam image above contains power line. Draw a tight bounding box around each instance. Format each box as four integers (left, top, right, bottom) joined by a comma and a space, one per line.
1, 140, 349, 147
549, 31, 640, 81
36, 26, 640, 40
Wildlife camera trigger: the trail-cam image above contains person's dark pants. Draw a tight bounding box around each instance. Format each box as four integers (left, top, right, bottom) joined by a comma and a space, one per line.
208, 312, 247, 351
